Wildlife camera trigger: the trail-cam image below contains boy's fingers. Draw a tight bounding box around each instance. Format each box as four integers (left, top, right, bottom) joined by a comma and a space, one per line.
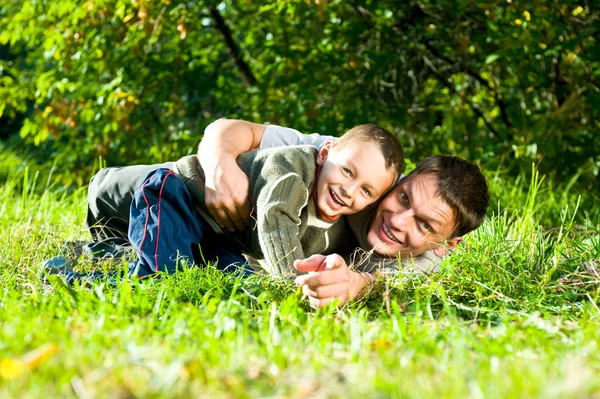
215, 208, 236, 232
308, 296, 342, 308
301, 284, 317, 298
231, 200, 251, 230
311, 283, 348, 299
324, 254, 347, 270
294, 254, 327, 273
296, 268, 349, 287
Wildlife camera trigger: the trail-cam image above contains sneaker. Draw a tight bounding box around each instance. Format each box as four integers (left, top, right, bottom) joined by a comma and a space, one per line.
41, 256, 73, 280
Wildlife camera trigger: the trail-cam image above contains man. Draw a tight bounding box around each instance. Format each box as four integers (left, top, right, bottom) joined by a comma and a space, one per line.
86, 119, 489, 307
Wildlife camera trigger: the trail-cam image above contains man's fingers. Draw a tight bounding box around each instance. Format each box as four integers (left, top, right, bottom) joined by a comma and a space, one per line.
230, 200, 252, 230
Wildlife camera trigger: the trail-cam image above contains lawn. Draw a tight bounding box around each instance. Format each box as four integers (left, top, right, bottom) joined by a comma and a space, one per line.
1, 146, 599, 398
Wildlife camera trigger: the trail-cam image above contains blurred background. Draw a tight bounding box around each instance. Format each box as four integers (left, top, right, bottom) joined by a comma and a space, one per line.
0, 0, 598, 192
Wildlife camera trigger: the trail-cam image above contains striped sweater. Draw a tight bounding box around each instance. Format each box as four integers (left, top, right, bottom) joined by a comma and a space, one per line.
174, 146, 352, 276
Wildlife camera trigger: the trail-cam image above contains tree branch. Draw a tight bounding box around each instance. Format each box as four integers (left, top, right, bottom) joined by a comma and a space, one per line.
423, 40, 513, 130
207, 4, 257, 87
422, 55, 503, 141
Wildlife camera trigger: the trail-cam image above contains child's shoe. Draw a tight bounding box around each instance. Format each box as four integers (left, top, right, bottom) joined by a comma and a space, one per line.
41, 256, 73, 280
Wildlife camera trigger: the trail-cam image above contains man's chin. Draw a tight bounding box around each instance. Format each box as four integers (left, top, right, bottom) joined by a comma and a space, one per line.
370, 241, 418, 258
369, 239, 402, 257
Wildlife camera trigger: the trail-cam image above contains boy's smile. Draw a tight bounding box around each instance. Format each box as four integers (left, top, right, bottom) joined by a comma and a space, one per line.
314, 141, 396, 219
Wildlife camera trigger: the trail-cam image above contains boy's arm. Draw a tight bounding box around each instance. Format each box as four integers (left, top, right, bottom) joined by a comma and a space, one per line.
198, 119, 267, 231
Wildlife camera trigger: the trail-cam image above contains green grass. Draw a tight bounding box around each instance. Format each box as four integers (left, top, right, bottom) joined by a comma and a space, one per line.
1, 146, 599, 398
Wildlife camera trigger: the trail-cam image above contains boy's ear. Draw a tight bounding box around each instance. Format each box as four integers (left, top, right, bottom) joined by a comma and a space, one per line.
433, 236, 462, 257
316, 141, 334, 166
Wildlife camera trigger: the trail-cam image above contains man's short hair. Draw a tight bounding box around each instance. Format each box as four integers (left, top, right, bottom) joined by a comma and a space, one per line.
405, 155, 489, 238
334, 124, 404, 180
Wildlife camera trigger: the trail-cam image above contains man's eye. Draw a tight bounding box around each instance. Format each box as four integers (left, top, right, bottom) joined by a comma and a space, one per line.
422, 222, 431, 232
401, 192, 408, 203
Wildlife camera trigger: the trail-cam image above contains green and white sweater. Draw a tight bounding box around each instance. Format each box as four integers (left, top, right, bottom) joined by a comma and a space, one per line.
174, 146, 352, 276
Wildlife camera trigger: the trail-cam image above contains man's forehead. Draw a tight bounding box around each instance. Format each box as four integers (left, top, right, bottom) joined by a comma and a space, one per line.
401, 174, 456, 228
396, 173, 439, 196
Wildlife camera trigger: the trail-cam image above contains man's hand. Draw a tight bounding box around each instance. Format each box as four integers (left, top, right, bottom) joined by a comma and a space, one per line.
198, 119, 267, 232
294, 254, 374, 308
204, 155, 251, 231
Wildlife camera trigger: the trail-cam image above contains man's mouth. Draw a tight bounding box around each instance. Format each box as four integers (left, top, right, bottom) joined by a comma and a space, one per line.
381, 220, 401, 244
329, 188, 347, 207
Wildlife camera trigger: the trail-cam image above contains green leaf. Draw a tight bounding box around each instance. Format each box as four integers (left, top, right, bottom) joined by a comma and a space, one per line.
485, 54, 500, 64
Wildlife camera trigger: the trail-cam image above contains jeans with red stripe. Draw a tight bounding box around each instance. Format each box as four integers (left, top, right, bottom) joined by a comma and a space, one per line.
65, 168, 251, 285
128, 168, 251, 278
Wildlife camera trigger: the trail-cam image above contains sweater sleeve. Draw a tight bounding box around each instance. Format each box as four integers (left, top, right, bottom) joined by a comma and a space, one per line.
353, 249, 442, 275
251, 149, 316, 277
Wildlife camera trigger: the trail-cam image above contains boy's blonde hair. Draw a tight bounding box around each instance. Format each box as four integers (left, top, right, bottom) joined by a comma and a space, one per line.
333, 124, 404, 180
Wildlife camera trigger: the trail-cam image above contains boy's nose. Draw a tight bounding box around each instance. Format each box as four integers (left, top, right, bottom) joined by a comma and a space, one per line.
341, 182, 358, 198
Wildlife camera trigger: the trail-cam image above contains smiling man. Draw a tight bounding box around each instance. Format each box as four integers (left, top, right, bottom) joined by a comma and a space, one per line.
349, 155, 487, 260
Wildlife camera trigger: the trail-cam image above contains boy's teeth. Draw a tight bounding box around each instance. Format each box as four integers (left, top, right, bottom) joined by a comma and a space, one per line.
383, 222, 399, 243
330, 189, 345, 206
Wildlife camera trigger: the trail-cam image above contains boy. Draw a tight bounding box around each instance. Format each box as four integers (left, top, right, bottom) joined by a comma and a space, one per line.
49, 124, 403, 281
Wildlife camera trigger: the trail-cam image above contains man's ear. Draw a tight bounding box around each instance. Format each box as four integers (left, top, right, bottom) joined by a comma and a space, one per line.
433, 236, 462, 257
316, 141, 333, 166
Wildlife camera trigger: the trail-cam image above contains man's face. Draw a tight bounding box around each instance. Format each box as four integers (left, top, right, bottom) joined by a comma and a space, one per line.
315, 141, 396, 218
367, 173, 461, 257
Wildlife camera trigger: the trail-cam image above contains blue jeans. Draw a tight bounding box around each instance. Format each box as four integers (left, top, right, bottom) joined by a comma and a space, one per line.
66, 168, 252, 285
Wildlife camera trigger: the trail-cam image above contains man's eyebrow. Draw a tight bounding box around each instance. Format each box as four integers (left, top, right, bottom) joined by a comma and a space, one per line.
406, 181, 442, 231
404, 181, 413, 202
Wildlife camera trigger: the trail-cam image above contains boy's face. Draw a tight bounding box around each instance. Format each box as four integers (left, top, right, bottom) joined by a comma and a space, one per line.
315, 141, 396, 218
367, 173, 462, 257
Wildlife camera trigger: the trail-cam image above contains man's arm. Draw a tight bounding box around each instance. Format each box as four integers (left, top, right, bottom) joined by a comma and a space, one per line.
294, 254, 376, 307
198, 119, 334, 231
198, 119, 267, 231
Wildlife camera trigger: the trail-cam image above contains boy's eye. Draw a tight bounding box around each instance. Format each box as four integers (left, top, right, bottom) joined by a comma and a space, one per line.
342, 166, 353, 177
361, 187, 372, 197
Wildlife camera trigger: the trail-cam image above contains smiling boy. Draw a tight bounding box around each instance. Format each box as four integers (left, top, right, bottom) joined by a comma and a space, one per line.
121, 123, 403, 278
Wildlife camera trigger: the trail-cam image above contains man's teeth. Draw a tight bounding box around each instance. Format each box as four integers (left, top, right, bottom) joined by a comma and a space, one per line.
330, 189, 345, 206
382, 222, 399, 243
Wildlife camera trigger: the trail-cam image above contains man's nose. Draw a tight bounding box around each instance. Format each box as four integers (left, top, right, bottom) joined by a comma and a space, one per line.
389, 209, 412, 231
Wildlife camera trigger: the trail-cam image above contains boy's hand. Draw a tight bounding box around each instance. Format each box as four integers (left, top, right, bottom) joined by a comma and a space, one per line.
204, 155, 251, 232
294, 254, 374, 308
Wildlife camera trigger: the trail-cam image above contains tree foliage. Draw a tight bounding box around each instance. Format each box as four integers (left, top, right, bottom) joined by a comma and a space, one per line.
0, 0, 598, 186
